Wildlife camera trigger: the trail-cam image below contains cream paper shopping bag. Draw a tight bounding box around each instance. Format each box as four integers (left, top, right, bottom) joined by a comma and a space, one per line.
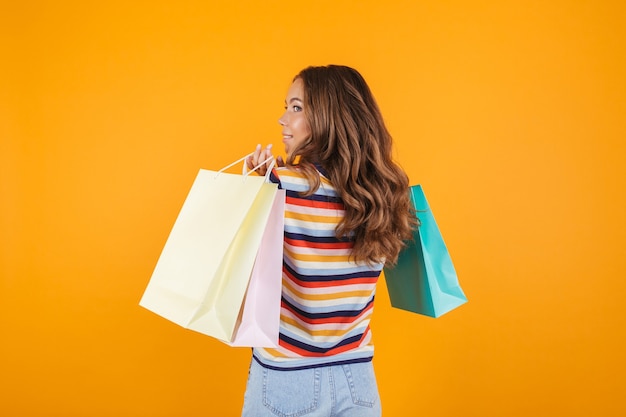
140, 155, 278, 342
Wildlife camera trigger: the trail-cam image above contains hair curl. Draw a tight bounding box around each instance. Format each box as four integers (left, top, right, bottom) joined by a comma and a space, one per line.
285, 65, 418, 266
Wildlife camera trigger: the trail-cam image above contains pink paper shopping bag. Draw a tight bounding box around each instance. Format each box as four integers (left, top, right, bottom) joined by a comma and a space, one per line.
229, 189, 285, 347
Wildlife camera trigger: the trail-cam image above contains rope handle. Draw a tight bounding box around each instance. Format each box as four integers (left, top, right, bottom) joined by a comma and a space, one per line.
216, 152, 275, 182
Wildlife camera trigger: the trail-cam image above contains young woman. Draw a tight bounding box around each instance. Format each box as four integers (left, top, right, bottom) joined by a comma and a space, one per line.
243, 65, 417, 417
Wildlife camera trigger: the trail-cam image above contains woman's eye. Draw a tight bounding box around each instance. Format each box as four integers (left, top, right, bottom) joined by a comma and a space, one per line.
293, 106, 303, 112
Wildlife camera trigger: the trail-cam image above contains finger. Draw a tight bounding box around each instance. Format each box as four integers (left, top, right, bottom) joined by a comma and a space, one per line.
265, 144, 273, 163
254, 145, 271, 175
256, 145, 268, 174
253, 143, 262, 166
276, 155, 285, 167
246, 151, 257, 170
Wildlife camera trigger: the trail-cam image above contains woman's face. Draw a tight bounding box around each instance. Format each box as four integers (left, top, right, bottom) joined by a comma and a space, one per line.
279, 78, 311, 156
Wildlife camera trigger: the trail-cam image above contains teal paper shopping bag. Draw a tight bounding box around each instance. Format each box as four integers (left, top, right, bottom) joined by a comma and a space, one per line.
383, 185, 467, 317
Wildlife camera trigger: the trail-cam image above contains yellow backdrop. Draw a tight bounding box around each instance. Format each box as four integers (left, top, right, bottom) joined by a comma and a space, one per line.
2, 1, 625, 416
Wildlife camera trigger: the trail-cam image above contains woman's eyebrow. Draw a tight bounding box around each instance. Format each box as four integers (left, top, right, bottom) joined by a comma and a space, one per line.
285, 97, 303, 104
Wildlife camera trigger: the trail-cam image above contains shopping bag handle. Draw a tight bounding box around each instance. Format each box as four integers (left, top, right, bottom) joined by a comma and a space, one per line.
217, 153, 276, 182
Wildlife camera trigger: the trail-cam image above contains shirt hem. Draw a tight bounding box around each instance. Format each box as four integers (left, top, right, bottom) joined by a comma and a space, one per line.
252, 354, 373, 371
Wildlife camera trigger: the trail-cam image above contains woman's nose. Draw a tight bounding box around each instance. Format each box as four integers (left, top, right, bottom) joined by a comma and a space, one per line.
278, 112, 287, 126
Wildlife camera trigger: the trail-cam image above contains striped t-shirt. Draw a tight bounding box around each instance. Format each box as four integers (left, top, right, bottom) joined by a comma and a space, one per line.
253, 165, 383, 370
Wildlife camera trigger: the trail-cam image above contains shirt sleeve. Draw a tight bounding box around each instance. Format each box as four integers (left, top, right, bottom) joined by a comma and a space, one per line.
269, 167, 283, 189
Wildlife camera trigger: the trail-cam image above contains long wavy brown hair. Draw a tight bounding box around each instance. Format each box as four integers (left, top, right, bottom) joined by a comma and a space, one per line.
285, 65, 418, 266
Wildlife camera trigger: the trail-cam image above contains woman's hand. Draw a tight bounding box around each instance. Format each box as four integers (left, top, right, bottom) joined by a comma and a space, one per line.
246, 144, 284, 176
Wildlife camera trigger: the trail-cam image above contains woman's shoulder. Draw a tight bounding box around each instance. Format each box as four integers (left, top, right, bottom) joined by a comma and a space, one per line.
274, 165, 338, 196
272, 166, 310, 191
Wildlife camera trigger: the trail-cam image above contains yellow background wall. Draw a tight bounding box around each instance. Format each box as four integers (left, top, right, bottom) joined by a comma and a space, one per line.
2, 1, 625, 416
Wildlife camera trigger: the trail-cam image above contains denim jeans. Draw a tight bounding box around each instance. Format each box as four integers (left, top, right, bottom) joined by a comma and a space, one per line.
241, 359, 381, 417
